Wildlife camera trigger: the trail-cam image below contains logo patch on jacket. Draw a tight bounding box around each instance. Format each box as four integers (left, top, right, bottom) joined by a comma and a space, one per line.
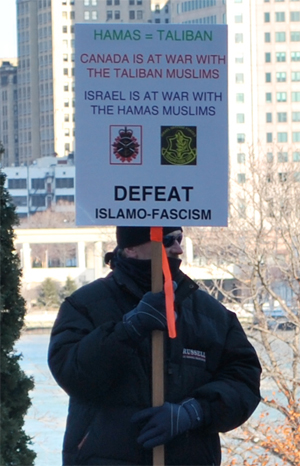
183, 348, 206, 362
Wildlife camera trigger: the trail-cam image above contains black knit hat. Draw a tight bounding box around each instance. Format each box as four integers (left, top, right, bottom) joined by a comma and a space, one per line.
116, 226, 183, 249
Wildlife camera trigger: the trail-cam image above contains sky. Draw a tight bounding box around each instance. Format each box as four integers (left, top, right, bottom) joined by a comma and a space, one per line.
0, 1, 17, 59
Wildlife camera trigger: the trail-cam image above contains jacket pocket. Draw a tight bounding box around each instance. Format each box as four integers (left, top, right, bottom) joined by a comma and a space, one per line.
167, 357, 211, 403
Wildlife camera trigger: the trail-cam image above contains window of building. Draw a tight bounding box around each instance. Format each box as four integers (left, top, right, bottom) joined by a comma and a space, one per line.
292, 111, 300, 121
237, 173, 246, 184
266, 112, 272, 122
70, 11, 75, 19
31, 194, 46, 207
292, 92, 300, 101
277, 92, 287, 102
31, 179, 45, 189
265, 32, 271, 42
129, 0, 134, 4
235, 33, 243, 43
266, 132, 273, 143
237, 113, 245, 123
84, 11, 90, 20
62, 25, 67, 33
56, 195, 75, 203
237, 153, 245, 163
114, 10, 120, 19
292, 71, 300, 81
275, 32, 286, 42
65, 128, 70, 136
277, 132, 288, 142
276, 52, 286, 61
267, 152, 274, 162
63, 68, 68, 76
278, 151, 288, 162
293, 132, 300, 142
294, 172, 300, 182
293, 151, 300, 162
56, 178, 74, 188
92, 0, 97, 4
64, 114, 69, 122
237, 133, 245, 143
235, 15, 243, 23
107, 10, 113, 20
235, 73, 244, 83
275, 12, 285, 21
91, 11, 98, 19
137, 10, 143, 19
129, 10, 135, 19
276, 71, 286, 82
265, 72, 271, 82
291, 11, 300, 21
106, 0, 112, 4
84, 0, 90, 4
264, 12, 270, 22
62, 11, 67, 19
155, 18, 161, 23
277, 112, 287, 122
291, 31, 300, 41
64, 99, 69, 107
235, 55, 244, 63
291, 51, 300, 61
115, 0, 120, 4
236, 93, 244, 102
8, 179, 27, 189
63, 53, 68, 62
12, 196, 27, 207
266, 92, 272, 102
265, 52, 271, 62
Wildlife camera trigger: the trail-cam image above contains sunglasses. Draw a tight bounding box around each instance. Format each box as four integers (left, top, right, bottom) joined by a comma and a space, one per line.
163, 233, 183, 248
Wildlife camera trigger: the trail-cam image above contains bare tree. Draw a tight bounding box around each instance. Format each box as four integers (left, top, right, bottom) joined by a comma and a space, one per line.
186, 146, 300, 465
18, 207, 75, 229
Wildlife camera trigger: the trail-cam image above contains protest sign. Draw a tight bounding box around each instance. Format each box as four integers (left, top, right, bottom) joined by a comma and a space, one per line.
75, 23, 228, 226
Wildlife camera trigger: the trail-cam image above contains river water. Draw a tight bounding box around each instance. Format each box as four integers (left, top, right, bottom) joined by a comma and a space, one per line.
16, 331, 68, 466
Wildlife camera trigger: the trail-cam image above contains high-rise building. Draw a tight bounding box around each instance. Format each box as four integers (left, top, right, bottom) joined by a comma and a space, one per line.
0, 59, 19, 167
15, 0, 152, 167
170, 0, 300, 185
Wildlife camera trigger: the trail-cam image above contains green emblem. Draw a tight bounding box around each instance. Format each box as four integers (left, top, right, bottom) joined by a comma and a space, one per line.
161, 126, 197, 165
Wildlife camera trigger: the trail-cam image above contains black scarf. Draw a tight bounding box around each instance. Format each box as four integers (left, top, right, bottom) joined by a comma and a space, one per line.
115, 253, 182, 293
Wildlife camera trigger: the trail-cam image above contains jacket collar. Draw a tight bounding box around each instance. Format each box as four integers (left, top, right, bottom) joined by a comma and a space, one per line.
112, 267, 198, 303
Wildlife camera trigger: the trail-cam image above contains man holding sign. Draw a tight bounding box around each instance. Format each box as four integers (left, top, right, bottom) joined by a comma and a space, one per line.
48, 226, 261, 466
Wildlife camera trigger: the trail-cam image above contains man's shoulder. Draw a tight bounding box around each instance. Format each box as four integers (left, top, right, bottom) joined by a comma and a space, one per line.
193, 287, 235, 320
67, 273, 117, 307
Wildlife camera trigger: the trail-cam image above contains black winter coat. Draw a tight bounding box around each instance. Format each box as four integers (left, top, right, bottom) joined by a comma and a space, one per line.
48, 267, 261, 466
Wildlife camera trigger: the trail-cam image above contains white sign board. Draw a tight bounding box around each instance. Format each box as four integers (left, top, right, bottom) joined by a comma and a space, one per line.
75, 24, 228, 227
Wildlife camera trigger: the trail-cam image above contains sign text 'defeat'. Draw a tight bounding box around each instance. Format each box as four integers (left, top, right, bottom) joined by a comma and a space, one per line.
75, 23, 228, 227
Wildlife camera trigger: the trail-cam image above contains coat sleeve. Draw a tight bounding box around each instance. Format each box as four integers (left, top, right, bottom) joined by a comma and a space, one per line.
48, 291, 138, 401
194, 312, 261, 433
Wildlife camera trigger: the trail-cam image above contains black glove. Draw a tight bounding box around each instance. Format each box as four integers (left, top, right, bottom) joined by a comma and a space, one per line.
131, 399, 203, 449
123, 291, 167, 342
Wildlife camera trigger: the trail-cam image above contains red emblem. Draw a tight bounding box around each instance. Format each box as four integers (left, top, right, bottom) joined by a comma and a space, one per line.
112, 127, 140, 163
